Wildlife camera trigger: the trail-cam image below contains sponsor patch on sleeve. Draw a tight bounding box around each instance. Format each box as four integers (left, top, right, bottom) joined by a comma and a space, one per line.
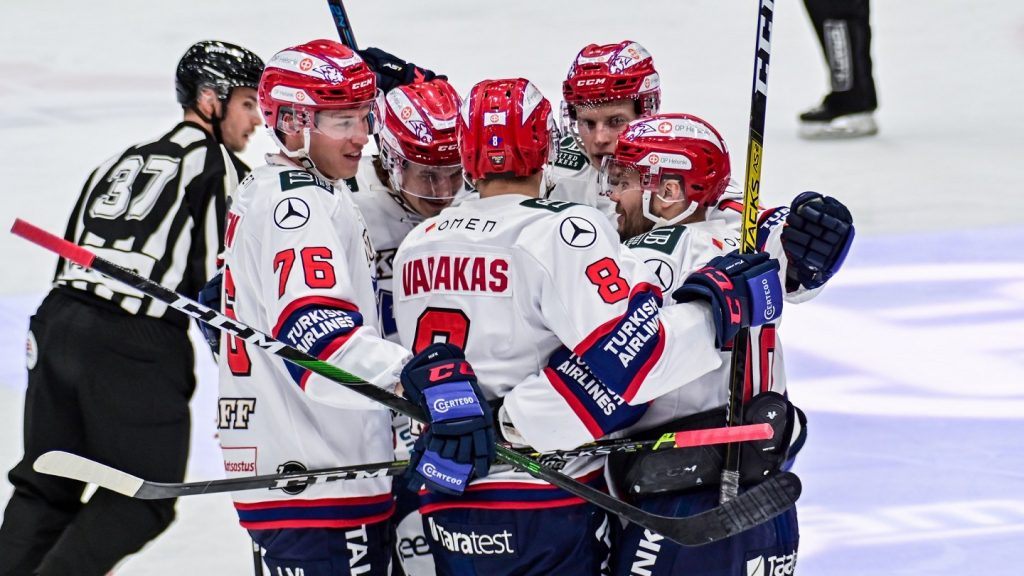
543, 347, 648, 439
520, 198, 577, 213
623, 225, 687, 255
553, 136, 588, 171
279, 169, 335, 194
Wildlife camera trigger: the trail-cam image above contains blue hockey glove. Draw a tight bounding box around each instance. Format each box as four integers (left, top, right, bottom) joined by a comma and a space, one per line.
672, 251, 783, 348
782, 191, 854, 290
401, 343, 495, 495
357, 47, 443, 95
196, 271, 223, 355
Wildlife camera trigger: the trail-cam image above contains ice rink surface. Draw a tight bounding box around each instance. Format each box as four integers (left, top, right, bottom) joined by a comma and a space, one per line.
1, 0, 1023, 573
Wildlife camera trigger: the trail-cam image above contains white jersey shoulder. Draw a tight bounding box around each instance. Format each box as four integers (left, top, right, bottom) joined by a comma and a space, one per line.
545, 136, 617, 226
394, 194, 722, 457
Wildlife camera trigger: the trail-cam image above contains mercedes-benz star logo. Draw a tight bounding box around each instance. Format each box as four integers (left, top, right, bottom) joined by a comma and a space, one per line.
274, 197, 311, 230
645, 258, 675, 291
559, 216, 597, 248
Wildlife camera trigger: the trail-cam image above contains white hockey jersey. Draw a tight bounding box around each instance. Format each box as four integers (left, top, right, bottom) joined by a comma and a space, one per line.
392, 194, 724, 510
218, 155, 410, 530
499, 207, 821, 450
350, 157, 422, 342
544, 136, 618, 226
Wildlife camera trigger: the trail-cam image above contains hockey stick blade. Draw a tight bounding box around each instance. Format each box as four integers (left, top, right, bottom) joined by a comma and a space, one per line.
34, 451, 144, 497
11, 219, 800, 546
31, 424, 774, 500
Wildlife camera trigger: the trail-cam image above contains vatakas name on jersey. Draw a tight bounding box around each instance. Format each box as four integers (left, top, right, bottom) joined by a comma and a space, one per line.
55, 121, 241, 324
217, 155, 410, 530
392, 195, 725, 511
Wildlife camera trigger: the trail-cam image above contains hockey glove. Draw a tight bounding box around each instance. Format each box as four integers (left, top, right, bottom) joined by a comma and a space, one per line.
357, 47, 443, 95
672, 251, 783, 348
401, 343, 495, 495
782, 191, 854, 291
196, 271, 223, 355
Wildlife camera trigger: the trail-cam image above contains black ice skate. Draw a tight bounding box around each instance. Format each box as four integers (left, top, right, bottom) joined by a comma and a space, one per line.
798, 96, 877, 140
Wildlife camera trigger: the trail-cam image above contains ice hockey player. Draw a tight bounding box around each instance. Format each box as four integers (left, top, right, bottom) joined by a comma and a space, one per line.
599, 113, 853, 575
547, 40, 662, 224
216, 39, 411, 575
390, 78, 787, 575
0, 40, 263, 576
351, 78, 465, 576
352, 78, 465, 342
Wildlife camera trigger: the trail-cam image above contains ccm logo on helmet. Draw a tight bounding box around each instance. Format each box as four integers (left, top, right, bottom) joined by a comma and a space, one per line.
352, 78, 373, 90
577, 78, 607, 86
437, 144, 458, 152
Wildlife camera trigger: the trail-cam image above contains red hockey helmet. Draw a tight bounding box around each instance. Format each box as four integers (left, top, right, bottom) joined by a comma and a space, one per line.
562, 40, 661, 119
602, 114, 730, 225
458, 78, 557, 181
259, 39, 377, 139
377, 79, 463, 199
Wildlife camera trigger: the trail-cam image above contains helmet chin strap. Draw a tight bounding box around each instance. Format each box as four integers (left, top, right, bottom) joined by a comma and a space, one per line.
192, 91, 227, 144
642, 189, 698, 228
268, 127, 334, 183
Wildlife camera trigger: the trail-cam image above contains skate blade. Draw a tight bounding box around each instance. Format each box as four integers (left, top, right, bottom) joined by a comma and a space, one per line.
799, 112, 878, 140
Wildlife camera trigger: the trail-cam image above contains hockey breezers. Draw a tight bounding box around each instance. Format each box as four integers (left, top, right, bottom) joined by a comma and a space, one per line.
33, 423, 774, 499
11, 218, 801, 547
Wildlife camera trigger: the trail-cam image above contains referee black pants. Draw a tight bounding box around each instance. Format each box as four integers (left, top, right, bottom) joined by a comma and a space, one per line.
0, 289, 195, 575
804, 0, 878, 112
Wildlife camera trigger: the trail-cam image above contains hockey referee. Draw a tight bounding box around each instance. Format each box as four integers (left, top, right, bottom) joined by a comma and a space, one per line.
0, 41, 263, 575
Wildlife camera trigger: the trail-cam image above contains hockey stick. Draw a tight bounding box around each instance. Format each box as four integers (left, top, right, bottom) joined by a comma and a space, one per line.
721, 0, 777, 505
33, 424, 774, 500
326, 0, 359, 50
11, 219, 800, 547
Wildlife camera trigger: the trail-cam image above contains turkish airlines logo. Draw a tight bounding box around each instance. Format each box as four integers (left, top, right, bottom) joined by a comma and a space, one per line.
559, 216, 597, 248
274, 197, 311, 230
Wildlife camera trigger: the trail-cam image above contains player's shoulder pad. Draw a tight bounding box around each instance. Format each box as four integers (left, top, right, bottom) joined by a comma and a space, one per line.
552, 135, 588, 172
278, 169, 335, 195
623, 225, 688, 256
520, 197, 580, 213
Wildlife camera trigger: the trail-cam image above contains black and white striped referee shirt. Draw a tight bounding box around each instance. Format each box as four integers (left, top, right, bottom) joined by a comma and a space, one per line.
54, 121, 248, 326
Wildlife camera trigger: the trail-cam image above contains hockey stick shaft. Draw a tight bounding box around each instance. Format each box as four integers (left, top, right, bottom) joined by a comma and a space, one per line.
722, 0, 776, 505
12, 219, 798, 547
33, 424, 773, 500
326, 0, 359, 49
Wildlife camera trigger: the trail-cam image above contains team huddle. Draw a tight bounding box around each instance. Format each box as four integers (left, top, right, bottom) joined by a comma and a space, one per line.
0, 35, 854, 576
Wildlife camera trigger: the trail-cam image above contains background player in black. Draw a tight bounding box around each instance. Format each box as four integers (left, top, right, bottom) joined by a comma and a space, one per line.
799, 0, 879, 138
0, 40, 263, 576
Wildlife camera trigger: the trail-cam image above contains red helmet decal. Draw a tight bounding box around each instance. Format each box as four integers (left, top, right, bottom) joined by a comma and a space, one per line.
613, 113, 731, 207
259, 39, 377, 133
459, 78, 553, 181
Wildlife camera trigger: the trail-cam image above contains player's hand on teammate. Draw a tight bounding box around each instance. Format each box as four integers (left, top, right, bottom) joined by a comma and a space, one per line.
196, 270, 223, 355
781, 191, 854, 291
400, 343, 496, 495
673, 251, 783, 348
357, 47, 443, 95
